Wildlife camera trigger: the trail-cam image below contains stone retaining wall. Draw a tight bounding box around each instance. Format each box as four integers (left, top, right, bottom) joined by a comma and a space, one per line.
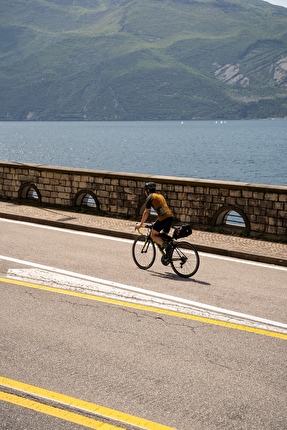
0, 161, 286, 238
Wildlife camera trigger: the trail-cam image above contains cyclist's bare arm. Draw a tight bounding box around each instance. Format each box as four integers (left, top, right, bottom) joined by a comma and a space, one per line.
135, 208, 150, 230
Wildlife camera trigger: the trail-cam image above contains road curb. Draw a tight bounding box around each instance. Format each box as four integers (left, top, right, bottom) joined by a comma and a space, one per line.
1, 212, 286, 267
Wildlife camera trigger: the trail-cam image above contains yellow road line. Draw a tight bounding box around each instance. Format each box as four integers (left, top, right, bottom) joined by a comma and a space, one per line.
1, 276, 286, 340
0, 377, 175, 430
0, 390, 122, 429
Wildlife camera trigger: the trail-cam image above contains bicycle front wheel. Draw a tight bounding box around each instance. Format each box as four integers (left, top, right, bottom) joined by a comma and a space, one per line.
132, 235, 156, 270
170, 241, 200, 278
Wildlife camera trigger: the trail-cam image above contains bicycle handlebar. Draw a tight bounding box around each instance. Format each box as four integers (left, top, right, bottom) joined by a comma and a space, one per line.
135, 224, 153, 234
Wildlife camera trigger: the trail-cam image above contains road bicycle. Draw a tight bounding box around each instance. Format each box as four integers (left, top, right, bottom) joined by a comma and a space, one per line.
132, 223, 200, 278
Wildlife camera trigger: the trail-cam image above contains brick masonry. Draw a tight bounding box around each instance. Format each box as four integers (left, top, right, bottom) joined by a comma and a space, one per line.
0, 161, 286, 238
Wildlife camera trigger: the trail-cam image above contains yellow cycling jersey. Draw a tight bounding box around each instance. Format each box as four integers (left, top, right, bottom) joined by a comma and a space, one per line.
145, 193, 173, 221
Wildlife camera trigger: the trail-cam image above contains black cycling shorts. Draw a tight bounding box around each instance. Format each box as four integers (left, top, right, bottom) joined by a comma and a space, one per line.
153, 217, 174, 233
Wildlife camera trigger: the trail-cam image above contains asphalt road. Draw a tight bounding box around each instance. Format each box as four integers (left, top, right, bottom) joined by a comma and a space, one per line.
0, 218, 286, 430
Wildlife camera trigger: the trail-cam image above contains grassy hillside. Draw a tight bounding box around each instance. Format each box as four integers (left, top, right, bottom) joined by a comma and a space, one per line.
1, 0, 287, 120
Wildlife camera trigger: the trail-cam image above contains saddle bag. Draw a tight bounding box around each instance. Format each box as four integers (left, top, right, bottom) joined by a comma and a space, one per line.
173, 224, 192, 239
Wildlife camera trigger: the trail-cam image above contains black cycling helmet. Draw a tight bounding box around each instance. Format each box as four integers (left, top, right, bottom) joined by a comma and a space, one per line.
144, 181, 156, 192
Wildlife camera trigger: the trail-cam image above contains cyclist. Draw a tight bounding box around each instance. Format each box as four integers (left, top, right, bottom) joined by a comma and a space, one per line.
135, 182, 174, 253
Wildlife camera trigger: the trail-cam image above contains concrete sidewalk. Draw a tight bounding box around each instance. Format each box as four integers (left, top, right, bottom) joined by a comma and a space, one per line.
0, 200, 286, 267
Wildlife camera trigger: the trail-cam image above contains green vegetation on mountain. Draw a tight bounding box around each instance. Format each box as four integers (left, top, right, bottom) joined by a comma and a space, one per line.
1, 0, 287, 120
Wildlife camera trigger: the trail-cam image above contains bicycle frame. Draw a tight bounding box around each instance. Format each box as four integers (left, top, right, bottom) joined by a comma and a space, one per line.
136, 225, 169, 257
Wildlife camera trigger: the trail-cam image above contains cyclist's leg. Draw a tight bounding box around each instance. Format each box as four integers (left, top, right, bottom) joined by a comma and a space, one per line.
151, 219, 165, 246
152, 217, 174, 242
163, 216, 174, 234
152, 217, 174, 256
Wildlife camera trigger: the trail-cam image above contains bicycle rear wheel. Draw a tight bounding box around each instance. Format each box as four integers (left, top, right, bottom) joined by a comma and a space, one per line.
170, 241, 200, 278
132, 235, 156, 270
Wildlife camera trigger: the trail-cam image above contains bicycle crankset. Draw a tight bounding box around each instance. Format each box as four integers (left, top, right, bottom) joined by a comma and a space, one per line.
161, 255, 170, 266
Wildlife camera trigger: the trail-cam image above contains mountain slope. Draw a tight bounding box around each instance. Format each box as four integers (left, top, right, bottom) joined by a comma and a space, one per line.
1, 0, 287, 120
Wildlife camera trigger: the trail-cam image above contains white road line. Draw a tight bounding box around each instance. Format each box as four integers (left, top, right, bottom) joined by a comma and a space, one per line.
201, 252, 287, 270
1, 255, 287, 335
0, 217, 130, 242
0, 217, 286, 269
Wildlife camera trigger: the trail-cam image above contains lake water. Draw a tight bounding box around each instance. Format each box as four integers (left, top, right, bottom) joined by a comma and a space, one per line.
0, 120, 286, 186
